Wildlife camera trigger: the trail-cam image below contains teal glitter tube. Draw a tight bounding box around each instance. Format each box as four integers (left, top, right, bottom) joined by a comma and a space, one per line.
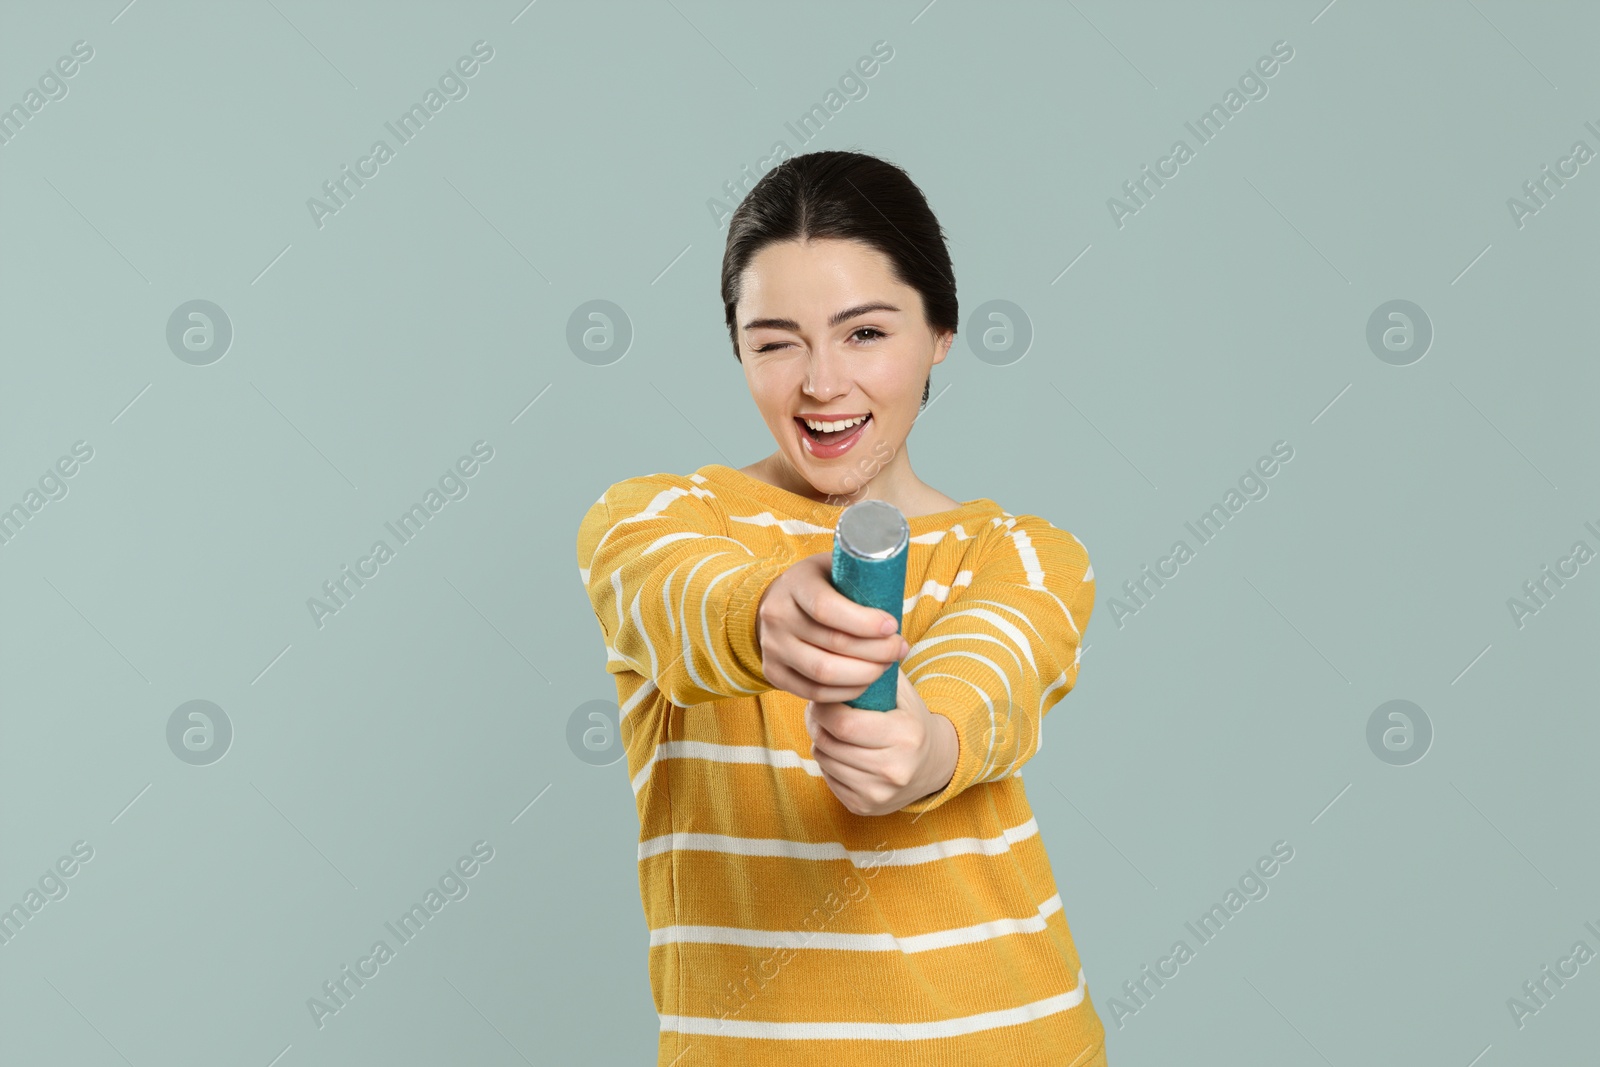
831, 499, 910, 711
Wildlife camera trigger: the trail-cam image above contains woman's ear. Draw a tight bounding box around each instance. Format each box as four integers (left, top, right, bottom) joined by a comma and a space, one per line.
932, 329, 954, 364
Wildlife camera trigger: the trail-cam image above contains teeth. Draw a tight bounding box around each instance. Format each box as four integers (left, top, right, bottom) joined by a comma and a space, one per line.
803, 415, 868, 433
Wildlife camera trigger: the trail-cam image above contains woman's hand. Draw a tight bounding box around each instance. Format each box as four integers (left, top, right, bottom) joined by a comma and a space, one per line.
805, 668, 959, 817
756, 551, 911, 704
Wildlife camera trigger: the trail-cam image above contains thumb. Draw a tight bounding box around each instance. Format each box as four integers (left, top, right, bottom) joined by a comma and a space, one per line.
895, 666, 914, 706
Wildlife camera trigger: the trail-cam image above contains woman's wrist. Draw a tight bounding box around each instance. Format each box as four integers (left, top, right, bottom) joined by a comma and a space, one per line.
915, 713, 958, 802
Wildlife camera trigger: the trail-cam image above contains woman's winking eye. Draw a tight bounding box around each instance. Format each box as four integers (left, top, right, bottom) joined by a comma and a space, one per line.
753, 326, 886, 353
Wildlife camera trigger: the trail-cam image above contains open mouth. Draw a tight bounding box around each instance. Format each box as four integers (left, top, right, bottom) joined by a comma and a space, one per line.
795, 413, 872, 457
798, 414, 869, 441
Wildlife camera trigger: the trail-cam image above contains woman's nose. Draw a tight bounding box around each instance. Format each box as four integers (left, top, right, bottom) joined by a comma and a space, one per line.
804, 348, 850, 399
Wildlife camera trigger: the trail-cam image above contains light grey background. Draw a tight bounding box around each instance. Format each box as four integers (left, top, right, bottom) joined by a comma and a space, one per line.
2, 1, 1596, 1064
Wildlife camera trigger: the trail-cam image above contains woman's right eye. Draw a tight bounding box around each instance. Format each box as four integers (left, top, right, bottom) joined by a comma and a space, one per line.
755, 342, 790, 352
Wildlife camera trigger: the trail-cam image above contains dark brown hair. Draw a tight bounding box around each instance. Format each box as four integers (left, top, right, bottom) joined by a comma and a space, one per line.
720, 151, 957, 410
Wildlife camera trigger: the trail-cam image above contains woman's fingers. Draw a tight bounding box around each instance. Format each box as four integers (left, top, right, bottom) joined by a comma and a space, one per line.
757, 551, 907, 703
808, 723, 878, 775
796, 555, 898, 639
764, 662, 871, 704
785, 605, 906, 670
790, 629, 902, 692
767, 649, 887, 702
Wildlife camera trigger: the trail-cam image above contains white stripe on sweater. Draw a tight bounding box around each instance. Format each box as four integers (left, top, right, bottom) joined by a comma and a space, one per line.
675, 553, 759, 699
639, 816, 1040, 866
618, 675, 658, 723
728, 511, 836, 536
909, 523, 986, 546
649, 893, 1063, 952
903, 570, 973, 613
659, 968, 1089, 1040
632, 740, 822, 795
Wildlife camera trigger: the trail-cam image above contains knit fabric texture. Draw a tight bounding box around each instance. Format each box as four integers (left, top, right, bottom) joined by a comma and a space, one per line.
576, 463, 1105, 1066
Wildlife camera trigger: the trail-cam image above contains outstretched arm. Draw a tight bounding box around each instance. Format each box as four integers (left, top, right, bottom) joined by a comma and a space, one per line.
896, 516, 1095, 815
577, 475, 795, 708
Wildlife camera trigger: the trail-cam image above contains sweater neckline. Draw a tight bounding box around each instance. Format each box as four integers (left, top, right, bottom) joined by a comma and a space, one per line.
697, 464, 1003, 533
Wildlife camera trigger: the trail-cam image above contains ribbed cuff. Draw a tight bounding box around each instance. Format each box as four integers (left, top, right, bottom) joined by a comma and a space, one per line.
898, 684, 986, 815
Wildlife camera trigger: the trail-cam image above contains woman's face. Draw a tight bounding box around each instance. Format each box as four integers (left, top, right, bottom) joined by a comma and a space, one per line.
735, 237, 952, 500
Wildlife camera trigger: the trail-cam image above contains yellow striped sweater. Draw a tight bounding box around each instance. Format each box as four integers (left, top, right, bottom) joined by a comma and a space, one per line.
575, 463, 1106, 1067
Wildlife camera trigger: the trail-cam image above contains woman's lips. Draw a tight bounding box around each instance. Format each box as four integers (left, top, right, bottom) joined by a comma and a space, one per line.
796, 414, 871, 459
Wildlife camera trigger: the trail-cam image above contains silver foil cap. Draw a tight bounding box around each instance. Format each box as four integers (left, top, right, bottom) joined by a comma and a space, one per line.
836, 499, 909, 561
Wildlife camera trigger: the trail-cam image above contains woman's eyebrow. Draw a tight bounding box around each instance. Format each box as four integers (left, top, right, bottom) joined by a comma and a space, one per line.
742, 302, 902, 333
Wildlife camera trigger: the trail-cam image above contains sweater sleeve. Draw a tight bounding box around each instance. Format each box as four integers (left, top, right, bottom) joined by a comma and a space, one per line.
898, 515, 1094, 815
576, 474, 798, 708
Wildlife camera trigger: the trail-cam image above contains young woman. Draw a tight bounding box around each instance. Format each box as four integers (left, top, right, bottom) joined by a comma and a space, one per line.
577, 151, 1106, 1066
